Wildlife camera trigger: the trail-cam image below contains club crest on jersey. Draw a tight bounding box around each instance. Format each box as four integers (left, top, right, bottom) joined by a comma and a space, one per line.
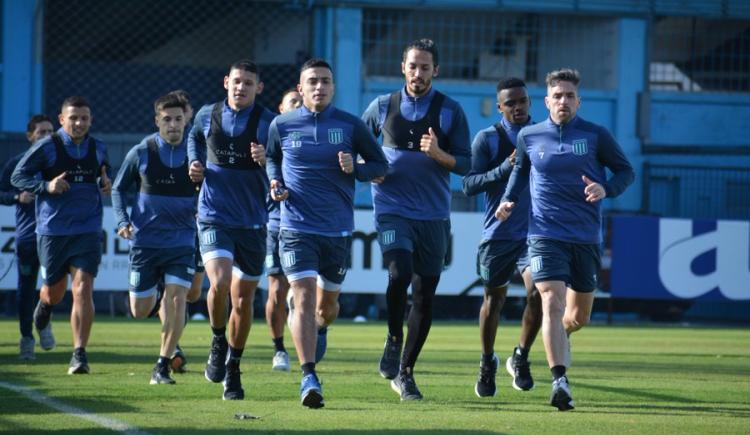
328, 128, 343, 145
289, 131, 302, 148
572, 139, 588, 155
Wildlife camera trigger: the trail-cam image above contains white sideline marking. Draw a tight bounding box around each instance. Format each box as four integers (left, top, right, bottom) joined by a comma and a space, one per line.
0, 381, 150, 435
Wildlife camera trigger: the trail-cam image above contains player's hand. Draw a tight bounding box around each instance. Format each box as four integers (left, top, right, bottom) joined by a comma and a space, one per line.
47, 172, 70, 194
338, 152, 354, 174
507, 149, 517, 166
189, 161, 205, 183
583, 175, 605, 203
18, 191, 35, 204
99, 166, 112, 195
270, 179, 289, 201
494, 201, 515, 220
420, 127, 443, 159
371, 176, 385, 184
117, 224, 134, 240
251, 142, 266, 166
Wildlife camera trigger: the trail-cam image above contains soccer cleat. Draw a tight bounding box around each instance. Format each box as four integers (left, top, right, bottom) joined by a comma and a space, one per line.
550, 376, 575, 411
272, 350, 290, 372
391, 372, 423, 401
204, 335, 228, 383
38, 323, 56, 351
33, 301, 52, 334
19, 336, 36, 361
506, 347, 534, 391
222, 362, 244, 400
171, 345, 187, 374
68, 349, 90, 375
475, 354, 498, 398
300, 373, 325, 408
286, 292, 295, 330
379, 336, 402, 380
150, 363, 176, 385
315, 328, 327, 363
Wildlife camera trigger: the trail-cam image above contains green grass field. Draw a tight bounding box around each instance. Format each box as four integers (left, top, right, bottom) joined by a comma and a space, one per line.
1, 318, 748, 434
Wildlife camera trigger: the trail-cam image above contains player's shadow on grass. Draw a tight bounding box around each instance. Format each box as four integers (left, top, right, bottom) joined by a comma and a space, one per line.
147, 430, 503, 435
576, 381, 750, 417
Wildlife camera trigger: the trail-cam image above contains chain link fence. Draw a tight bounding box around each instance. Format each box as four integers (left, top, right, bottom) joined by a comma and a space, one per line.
43, 0, 312, 138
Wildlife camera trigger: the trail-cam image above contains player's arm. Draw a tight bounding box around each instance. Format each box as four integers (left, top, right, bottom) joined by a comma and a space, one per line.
111, 146, 141, 236
496, 133, 531, 219
187, 106, 210, 181
0, 155, 21, 205
462, 131, 513, 196
447, 105, 472, 176
11, 141, 51, 194
96, 141, 112, 194
351, 120, 388, 182
597, 128, 635, 198
265, 120, 287, 200
361, 97, 385, 139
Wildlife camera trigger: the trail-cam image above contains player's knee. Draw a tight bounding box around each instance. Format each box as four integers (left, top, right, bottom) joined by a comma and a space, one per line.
482, 290, 506, 313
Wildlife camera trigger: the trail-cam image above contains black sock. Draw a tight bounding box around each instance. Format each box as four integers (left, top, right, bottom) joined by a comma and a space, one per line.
157, 356, 170, 367
74, 346, 86, 355
482, 353, 495, 366
551, 365, 566, 380
301, 362, 316, 376
228, 346, 243, 365
272, 337, 285, 352
384, 250, 412, 340
516, 345, 530, 359
400, 274, 439, 371
211, 326, 226, 338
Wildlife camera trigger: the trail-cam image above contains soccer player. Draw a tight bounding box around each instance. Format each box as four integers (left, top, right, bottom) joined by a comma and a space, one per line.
462, 78, 542, 397
267, 58, 387, 408
112, 93, 196, 385
0, 114, 55, 360
496, 68, 634, 410
12, 96, 111, 375
188, 59, 275, 400
166, 89, 199, 374
265, 88, 302, 372
362, 38, 471, 400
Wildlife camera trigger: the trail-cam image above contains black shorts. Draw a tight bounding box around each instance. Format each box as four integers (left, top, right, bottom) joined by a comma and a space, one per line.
37, 232, 102, 285
528, 237, 601, 293
376, 214, 450, 276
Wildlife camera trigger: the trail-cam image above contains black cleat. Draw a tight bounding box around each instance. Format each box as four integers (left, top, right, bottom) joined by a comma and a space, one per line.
475, 354, 498, 398
222, 362, 244, 400
506, 347, 534, 391
150, 363, 176, 385
391, 371, 423, 401
171, 345, 187, 374
68, 349, 90, 375
33, 300, 52, 333
550, 376, 575, 411
379, 336, 402, 380
204, 335, 228, 383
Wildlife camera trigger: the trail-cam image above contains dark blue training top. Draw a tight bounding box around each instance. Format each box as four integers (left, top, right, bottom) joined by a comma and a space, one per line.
0, 152, 36, 242
188, 100, 275, 228
112, 133, 197, 248
11, 128, 108, 236
502, 116, 634, 245
266, 104, 388, 236
362, 86, 471, 220
463, 117, 532, 242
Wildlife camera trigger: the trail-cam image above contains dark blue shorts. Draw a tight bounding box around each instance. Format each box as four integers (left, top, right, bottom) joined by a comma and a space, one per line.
37, 232, 102, 285
265, 229, 283, 276
193, 235, 204, 273
279, 229, 351, 290
476, 239, 528, 288
198, 222, 265, 280
129, 246, 195, 298
527, 237, 601, 293
376, 214, 450, 276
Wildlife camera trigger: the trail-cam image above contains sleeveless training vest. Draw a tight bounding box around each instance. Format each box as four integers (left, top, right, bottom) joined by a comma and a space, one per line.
381, 91, 450, 152
42, 133, 99, 184
140, 138, 195, 197
206, 102, 263, 170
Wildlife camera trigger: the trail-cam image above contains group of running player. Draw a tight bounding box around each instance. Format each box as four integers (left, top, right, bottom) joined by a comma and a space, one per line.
2, 38, 633, 411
